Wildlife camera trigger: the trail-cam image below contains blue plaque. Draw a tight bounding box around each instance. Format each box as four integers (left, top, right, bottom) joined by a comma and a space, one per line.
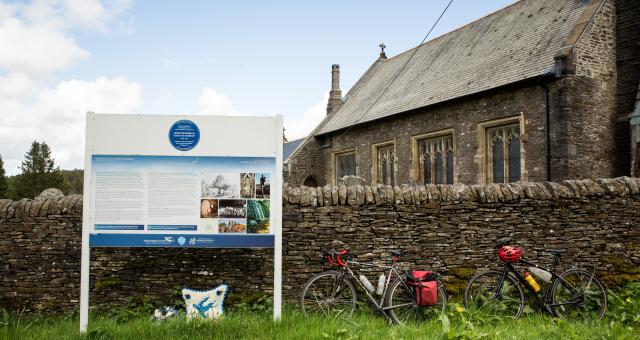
169, 120, 200, 151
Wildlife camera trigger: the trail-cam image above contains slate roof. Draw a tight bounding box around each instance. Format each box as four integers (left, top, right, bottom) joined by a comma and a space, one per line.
316, 0, 604, 135
284, 137, 306, 162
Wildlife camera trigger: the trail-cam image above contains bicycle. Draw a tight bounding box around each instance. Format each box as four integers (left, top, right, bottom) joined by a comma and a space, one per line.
464, 237, 607, 320
300, 248, 447, 325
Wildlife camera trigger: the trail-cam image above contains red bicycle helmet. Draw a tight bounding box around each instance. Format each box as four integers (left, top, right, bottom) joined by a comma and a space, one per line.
498, 245, 523, 263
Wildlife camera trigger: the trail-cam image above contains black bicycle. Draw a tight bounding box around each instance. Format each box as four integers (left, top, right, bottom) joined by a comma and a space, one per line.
300, 248, 447, 325
464, 237, 607, 320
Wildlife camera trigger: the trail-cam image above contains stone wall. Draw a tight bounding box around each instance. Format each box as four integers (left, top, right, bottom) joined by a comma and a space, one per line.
282, 177, 640, 295
285, 136, 328, 187
614, 0, 640, 176
559, 0, 617, 179
0, 195, 273, 313
615, 0, 640, 117
1, 177, 640, 313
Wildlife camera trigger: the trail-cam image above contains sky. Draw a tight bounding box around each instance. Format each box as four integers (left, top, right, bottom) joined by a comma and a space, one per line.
0, 0, 514, 176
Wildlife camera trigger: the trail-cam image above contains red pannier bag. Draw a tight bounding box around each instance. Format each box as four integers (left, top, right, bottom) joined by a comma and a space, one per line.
406, 271, 439, 306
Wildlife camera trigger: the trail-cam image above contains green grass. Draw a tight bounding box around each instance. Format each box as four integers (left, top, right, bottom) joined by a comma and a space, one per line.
2, 282, 639, 339
0, 305, 637, 340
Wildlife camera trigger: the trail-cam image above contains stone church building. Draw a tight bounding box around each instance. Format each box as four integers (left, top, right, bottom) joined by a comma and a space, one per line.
286, 0, 640, 187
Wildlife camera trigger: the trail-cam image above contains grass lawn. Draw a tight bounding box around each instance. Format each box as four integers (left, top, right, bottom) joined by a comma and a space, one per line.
1, 304, 637, 340
2, 282, 638, 339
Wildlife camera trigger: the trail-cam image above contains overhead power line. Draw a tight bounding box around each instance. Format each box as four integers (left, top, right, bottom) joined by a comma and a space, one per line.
336, 0, 455, 139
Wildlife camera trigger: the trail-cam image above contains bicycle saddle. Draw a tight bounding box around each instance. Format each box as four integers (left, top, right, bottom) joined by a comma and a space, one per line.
546, 249, 565, 256
391, 250, 405, 257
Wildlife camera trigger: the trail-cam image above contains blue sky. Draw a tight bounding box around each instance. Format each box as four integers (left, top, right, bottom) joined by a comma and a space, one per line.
0, 0, 513, 175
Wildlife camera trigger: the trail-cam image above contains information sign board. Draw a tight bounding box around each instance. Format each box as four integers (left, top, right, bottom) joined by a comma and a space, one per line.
79, 113, 283, 332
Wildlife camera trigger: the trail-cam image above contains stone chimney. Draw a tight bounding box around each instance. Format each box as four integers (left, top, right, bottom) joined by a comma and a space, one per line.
326, 64, 343, 115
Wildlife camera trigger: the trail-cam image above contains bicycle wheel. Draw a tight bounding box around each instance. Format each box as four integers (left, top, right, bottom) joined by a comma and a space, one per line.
385, 278, 447, 325
464, 270, 525, 318
550, 268, 607, 320
299, 270, 357, 317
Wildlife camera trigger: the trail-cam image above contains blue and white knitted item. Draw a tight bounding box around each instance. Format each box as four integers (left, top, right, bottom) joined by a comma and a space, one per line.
182, 285, 228, 320
151, 306, 178, 321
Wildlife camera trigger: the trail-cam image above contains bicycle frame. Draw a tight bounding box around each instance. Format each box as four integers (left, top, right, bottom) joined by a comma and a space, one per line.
493, 257, 589, 316
330, 257, 414, 324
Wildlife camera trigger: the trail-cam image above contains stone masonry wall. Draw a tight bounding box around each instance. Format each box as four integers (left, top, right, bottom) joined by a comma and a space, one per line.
1, 177, 639, 313
0, 195, 273, 313
614, 0, 640, 176
615, 0, 640, 117
282, 177, 640, 296
560, 0, 618, 179
312, 81, 550, 186
285, 136, 328, 187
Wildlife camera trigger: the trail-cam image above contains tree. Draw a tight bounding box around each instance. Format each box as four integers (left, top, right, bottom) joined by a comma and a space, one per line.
61, 169, 84, 194
0, 154, 7, 198
12, 141, 66, 199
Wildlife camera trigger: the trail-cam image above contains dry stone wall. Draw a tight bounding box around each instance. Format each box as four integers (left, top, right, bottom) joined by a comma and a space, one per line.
0, 193, 273, 313
282, 177, 640, 295
1, 177, 639, 313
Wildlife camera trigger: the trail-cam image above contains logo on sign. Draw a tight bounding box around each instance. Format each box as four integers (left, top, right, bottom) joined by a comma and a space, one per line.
178, 236, 186, 246
169, 120, 200, 151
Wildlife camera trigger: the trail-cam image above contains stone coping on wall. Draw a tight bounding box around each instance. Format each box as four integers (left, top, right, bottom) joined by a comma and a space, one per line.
0, 194, 82, 220
283, 177, 640, 207
2, 177, 639, 219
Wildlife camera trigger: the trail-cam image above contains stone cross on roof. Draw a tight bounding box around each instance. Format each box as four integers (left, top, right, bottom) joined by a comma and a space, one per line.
379, 43, 387, 60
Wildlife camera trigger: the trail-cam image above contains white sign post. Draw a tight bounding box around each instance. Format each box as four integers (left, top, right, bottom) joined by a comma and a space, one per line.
80, 112, 283, 332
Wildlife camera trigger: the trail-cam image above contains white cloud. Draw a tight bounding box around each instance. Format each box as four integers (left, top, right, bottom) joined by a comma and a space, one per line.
197, 87, 242, 116
64, 0, 133, 32
284, 92, 328, 140
0, 77, 143, 175
0, 72, 36, 99
0, 1, 137, 176
196, 87, 328, 140
0, 1, 133, 78
0, 13, 88, 77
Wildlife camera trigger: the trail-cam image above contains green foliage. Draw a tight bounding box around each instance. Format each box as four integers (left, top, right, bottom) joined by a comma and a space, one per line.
226, 293, 273, 314
606, 282, 640, 326
97, 296, 163, 324
172, 285, 185, 307
1, 284, 639, 339
94, 278, 123, 291
449, 266, 476, 280
320, 327, 354, 339
0, 154, 7, 198
10, 141, 66, 199
60, 169, 84, 194
3, 176, 18, 200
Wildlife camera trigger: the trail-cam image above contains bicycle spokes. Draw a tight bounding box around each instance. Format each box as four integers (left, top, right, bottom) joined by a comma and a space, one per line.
302, 274, 356, 317
552, 270, 606, 320
465, 271, 524, 318
387, 280, 444, 324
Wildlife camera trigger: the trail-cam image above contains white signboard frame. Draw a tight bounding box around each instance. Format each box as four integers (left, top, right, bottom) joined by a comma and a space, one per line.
79, 112, 283, 332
